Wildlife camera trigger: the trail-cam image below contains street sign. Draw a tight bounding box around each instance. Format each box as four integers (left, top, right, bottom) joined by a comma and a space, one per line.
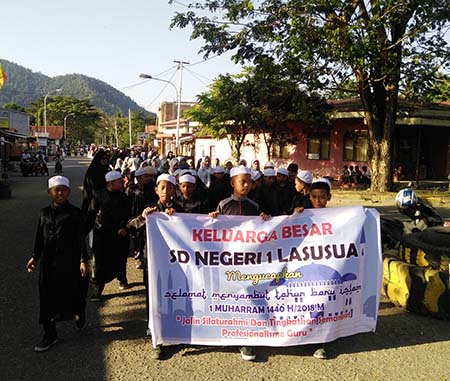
137, 132, 149, 140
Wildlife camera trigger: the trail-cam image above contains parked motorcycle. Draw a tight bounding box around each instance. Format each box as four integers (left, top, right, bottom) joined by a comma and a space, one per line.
381, 188, 450, 320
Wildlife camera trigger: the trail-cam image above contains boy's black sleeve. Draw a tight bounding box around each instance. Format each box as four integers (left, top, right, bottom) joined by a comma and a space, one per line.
84, 194, 99, 233
76, 210, 89, 262
119, 195, 131, 229
81, 176, 93, 214
199, 200, 208, 214
32, 210, 45, 261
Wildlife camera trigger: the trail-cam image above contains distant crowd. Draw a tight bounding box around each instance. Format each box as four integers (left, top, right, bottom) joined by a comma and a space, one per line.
340, 164, 371, 189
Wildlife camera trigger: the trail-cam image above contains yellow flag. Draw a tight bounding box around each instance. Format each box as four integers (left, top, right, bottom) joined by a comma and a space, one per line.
0, 63, 7, 88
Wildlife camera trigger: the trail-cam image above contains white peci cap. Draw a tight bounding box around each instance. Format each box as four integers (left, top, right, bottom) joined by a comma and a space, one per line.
156, 173, 176, 186
135, 166, 157, 177
212, 166, 225, 174
135, 168, 145, 177
105, 171, 122, 182
264, 161, 275, 169
264, 168, 276, 177
173, 169, 182, 177
297, 170, 313, 185
178, 169, 190, 176
179, 174, 196, 184
251, 170, 262, 181
48, 175, 70, 189
276, 167, 289, 176
230, 165, 252, 178
312, 177, 332, 191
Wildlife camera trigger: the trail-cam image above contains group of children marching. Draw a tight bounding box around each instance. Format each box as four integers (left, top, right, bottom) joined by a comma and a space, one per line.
27, 155, 333, 361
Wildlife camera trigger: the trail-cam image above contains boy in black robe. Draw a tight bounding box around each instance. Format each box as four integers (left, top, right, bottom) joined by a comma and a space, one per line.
207, 166, 232, 211
291, 170, 314, 212
27, 176, 89, 352
174, 174, 206, 213
248, 170, 263, 201
297, 177, 333, 359
209, 166, 269, 361
127, 166, 158, 268
275, 167, 294, 215
127, 173, 182, 360
287, 163, 298, 185
256, 168, 278, 216
87, 171, 131, 301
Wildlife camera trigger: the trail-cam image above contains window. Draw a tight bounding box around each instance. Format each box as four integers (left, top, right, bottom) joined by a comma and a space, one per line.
343, 130, 368, 161
307, 131, 330, 160
272, 143, 290, 159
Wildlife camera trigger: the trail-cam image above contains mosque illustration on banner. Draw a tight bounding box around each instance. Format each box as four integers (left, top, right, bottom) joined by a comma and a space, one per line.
154, 227, 378, 338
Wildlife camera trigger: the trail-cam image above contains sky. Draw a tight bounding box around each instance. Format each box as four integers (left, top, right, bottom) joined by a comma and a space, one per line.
2, 1, 450, 114
1, 0, 243, 113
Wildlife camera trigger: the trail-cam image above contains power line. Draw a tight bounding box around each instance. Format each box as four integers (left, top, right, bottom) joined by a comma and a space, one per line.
119, 81, 148, 91
119, 65, 178, 91
144, 70, 178, 109
188, 54, 221, 67
171, 0, 191, 8
184, 67, 210, 87
153, 65, 179, 79
185, 66, 213, 82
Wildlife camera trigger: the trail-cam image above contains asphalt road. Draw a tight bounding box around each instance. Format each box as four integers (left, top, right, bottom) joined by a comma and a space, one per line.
1, 158, 450, 381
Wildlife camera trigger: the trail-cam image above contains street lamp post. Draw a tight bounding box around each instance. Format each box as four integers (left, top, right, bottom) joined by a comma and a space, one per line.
63, 112, 75, 146
139, 71, 185, 156
44, 88, 62, 134
173, 60, 189, 155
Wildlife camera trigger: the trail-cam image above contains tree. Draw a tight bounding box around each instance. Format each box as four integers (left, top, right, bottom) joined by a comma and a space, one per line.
171, 0, 450, 191
418, 73, 450, 102
242, 63, 330, 160
189, 64, 331, 160
106, 110, 149, 148
2, 103, 27, 113
188, 74, 253, 159
28, 96, 102, 144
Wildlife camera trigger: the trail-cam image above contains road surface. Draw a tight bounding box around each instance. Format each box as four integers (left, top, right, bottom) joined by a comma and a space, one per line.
1, 157, 449, 380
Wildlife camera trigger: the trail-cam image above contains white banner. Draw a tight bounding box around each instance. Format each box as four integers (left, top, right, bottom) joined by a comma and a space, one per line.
147, 206, 382, 347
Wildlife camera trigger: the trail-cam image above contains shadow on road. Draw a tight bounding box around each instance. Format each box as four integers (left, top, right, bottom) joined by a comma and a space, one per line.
138, 299, 450, 363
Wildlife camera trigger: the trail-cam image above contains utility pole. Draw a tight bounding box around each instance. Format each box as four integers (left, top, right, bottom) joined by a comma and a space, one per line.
44, 88, 62, 134
114, 120, 119, 147
128, 109, 132, 148
173, 60, 189, 156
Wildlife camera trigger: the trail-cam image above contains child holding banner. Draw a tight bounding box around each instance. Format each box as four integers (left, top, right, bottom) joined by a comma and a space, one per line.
209, 165, 270, 361
127, 166, 158, 269
26, 176, 89, 352
299, 177, 332, 359
127, 173, 182, 360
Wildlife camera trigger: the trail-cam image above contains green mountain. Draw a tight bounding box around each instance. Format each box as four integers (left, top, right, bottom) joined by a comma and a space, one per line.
0, 59, 153, 116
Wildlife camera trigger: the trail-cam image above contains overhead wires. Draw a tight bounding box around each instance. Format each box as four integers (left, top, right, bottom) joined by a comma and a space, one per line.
121, 54, 236, 110
144, 69, 178, 109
